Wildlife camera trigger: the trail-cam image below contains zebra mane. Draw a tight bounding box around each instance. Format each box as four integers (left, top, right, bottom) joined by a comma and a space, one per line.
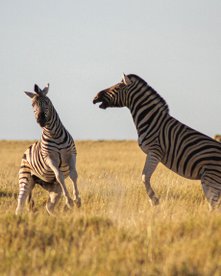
127, 74, 170, 114
127, 74, 147, 85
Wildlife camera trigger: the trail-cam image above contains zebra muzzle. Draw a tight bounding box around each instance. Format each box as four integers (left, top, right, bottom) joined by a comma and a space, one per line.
93, 94, 108, 109
37, 113, 47, 127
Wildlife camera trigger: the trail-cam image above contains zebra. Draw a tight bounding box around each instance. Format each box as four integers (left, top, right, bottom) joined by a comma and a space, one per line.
93, 73, 221, 210
16, 83, 81, 215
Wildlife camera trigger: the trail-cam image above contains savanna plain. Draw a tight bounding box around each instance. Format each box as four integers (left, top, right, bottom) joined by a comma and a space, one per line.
0, 140, 221, 276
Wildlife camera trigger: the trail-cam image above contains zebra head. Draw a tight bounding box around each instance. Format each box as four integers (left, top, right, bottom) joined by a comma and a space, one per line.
93, 74, 132, 109
25, 84, 51, 127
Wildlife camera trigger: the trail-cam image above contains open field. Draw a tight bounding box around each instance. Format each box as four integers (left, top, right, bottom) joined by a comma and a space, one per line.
0, 140, 221, 275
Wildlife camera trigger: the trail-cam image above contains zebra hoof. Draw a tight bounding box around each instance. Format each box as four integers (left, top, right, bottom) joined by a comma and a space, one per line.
66, 198, 74, 209
149, 197, 160, 206
46, 203, 55, 216
28, 199, 35, 211
45, 201, 54, 217
74, 197, 81, 208
15, 208, 22, 216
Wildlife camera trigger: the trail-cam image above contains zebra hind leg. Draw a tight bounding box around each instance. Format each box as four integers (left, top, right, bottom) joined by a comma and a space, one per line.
201, 175, 221, 211
26, 189, 35, 212
33, 176, 62, 216
71, 172, 81, 208
16, 167, 35, 215
46, 183, 62, 216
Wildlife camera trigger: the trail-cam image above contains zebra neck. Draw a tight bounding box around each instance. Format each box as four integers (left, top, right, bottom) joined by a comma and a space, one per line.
42, 124, 65, 140
42, 110, 68, 140
128, 98, 169, 145
126, 84, 169, 141
129, 103, 168, 130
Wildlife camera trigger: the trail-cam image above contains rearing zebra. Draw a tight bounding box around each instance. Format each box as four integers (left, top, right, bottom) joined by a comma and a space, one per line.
93, 74, 221, 209
16, 84, 81, 215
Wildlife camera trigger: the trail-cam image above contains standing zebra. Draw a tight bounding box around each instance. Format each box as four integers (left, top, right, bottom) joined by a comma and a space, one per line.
93, 74, 221, 210
16, 84, 81, 215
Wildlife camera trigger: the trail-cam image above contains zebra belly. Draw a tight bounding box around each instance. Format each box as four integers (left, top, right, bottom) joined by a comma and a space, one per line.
162, 148, 221, 181
162, 161, 201, 180
31, 167, 70, 182
139, 142, 220, 180
31, 170, 56, 183
158, 117, 221, 181
31, 162, 70, 182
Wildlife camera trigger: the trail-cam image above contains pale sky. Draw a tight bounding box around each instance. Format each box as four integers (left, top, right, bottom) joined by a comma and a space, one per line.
1, 0, 221, 140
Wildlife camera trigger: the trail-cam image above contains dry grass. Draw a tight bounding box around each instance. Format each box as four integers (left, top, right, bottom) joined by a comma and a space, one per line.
0, 140, 221, 275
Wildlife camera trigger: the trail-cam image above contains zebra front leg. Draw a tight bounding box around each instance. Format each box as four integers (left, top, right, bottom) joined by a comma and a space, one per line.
142, 153, 160, 206
35, 178, 62, 215
48, 160, 74, 209
55, 170, 74, 209
69, 154, 81, 208
70, 171, 81, 208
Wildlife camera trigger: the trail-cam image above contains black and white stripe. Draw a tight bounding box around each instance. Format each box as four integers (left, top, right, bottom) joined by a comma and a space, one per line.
93, 74, 221, 209
16, 84, 81, 215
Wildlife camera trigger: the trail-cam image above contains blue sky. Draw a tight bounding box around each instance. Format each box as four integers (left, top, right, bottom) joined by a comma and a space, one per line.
1, 0, 221, 140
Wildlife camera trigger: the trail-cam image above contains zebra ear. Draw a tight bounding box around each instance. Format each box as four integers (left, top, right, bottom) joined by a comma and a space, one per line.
122, 73, 131, 85
42, 83, 49, 96
34, 84, 42, 95
24, 91, 36, 99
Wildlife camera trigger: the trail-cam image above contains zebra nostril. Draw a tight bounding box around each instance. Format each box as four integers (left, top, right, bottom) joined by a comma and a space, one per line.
93, 96, 98, 104
93, 91, 105, 104
93, 95, 101, 104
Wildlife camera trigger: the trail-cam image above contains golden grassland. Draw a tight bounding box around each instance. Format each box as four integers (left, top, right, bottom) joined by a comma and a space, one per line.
0, 140, 221, 275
